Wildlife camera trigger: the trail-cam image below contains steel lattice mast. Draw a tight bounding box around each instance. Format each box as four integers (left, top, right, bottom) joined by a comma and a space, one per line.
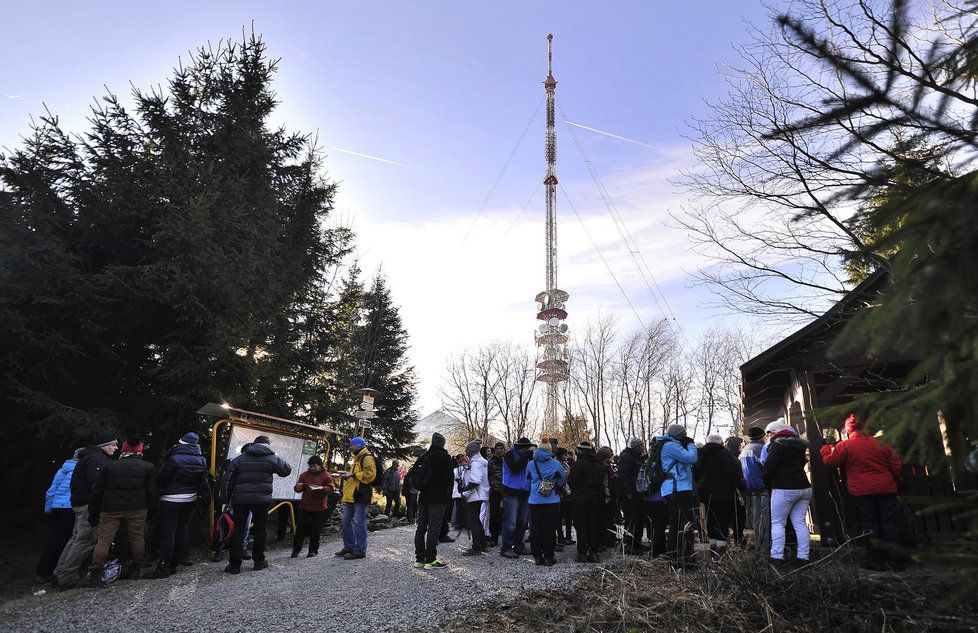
535, 34, 569, 437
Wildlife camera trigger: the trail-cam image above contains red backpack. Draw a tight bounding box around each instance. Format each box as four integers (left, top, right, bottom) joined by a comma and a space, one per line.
209, 510, 235, 551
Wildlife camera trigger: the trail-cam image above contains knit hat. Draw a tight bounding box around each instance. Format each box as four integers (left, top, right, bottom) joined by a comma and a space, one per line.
514, 437, 534, 449
627, 437, 642, 450
576, 441, 595, 454
254, 435, 271, 445
666, 424, 687, 438
538, 437, 554, 451
94, 434, 117, 448
350, 436, 366, 449
121, 436, 144, 454
73, 447, 85, 459
465, 439, 482, 457
431, 432, 446, 448
705, 434, 723, 445
747, 427, 765, 440
307, 455, 323, 466
179, 432, 200, 445
764, 418, 787, 433
596, 446, 613, 459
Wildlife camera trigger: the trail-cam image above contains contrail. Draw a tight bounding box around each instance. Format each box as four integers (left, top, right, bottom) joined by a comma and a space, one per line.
326, 146, 406, 167
566, 121, 653, 148
4, 94, 24, 100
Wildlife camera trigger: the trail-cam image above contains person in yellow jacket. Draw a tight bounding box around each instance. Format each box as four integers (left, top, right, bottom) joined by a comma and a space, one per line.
336, 437, 377, 560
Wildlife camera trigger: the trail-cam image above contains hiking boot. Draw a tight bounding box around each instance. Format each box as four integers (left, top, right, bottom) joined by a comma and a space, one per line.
86, 567, 105, 588
223, 564, 241, 574
564, 537, 576, 545
241, 552, 252, 561
343, 552, 365, 560
180, 557, 193, 567
127, 563, 143, 581
423, 560, 447, 570
253, 560, 269, 571
152, 563, 174, 579
768, 557, 791, 571
306, 551, 319, 558
500, 550, 520, 559
487, 539, 498, 547
534, 556, 545, 566
438, 536, 455, 543
290, 550, 300, 558
461, 548, 483, 556
335, 548, 351, 557
555, 544, 564, 552
544, 558, 556, 566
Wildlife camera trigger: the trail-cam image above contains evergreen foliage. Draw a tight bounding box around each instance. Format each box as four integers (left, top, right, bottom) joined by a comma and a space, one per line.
0, 33, 417, 506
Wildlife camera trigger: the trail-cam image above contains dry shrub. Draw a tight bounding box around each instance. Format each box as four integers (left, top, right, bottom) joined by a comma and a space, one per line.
447, 549, 978, 633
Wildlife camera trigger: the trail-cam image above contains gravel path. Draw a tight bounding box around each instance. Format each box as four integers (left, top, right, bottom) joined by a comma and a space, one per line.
0, 526, 597, 633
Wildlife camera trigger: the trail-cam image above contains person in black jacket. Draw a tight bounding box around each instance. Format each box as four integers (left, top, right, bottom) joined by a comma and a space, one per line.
153, 432, 207, 578
763, 429, 812, 564
568, 442, 605, 562
52, 434, 117, 588
218, 435, 292, 574
618, 438, 647, 554
88, 437, 157, 583
413, 432, 455, 569
693, 434, 746, 556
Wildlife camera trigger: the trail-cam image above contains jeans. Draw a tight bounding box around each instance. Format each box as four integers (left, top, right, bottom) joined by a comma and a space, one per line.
38, 509, 76, 578
54, 505, 98, 585
231, 503, 268, 566
464, 500, 487, 549
666, 491, 697, 566
529, 503, 560, 560
157, 501, 197, 568
92, 509, 148, 568
852, 494, 901, 565
500, 494, 529, 553
341, 502, 368, 555
750, 490, 770, 554
572, 494, 600, 557
414, 503, 446, 563
293, 509, 324, 554
489, 490, 504, 540
644, 500, 668, 557
384, 491, 402, 516
770, 488, 811, 560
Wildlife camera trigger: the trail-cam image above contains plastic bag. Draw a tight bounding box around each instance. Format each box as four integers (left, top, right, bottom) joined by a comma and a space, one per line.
102, 560, 123, 584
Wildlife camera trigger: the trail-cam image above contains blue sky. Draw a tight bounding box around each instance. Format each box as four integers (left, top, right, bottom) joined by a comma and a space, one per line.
1, 1, 780, 412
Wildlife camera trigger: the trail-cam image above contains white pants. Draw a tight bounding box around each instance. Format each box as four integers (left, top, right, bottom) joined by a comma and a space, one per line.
770, 488, 812, 561
479, 499, 490, 536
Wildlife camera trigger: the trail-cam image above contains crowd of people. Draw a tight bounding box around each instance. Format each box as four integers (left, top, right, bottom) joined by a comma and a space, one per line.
35, 411, 907, 591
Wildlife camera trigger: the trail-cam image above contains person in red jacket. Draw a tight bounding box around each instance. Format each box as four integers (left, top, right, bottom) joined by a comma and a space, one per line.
821, 413, 904, 571
291, 456, 334, 558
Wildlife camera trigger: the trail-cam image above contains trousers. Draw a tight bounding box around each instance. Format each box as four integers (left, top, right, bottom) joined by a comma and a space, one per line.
770, 488, 811, 560
92, 509, 148, 568
414, 503, 446, 563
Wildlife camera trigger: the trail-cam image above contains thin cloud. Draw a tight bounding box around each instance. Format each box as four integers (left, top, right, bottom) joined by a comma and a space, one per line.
4, 94, 24, 101
326, 145, 406, 167
566, 121, 653, 149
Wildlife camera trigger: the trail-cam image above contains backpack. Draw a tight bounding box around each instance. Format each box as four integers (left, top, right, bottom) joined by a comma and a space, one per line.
407, 452, 432, 492
368, 453, 385, 493
455, 463, 470, 496
643, 439, 674, 495
209, 510, 235, 552
635, 458, 651, 494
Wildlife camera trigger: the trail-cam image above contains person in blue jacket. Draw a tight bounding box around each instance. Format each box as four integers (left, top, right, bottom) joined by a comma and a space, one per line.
526, 439, 567, 566
154, 432, 207, 578
658, 423, 698, 569
499, 437, 535, 558
37, 449, 82, 580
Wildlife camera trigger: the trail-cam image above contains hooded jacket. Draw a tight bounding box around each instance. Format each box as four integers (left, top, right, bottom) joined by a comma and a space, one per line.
820, 430, 902, 496
617, 446, 645, 499
657, 435, 697, 497
567, 450, 605, 498
70, 446, 111, 507
415, 445, 454, 506
739, 440, 766, 492
341, 447, 378, 504
45, 459, 77, 512
502, 445, 532, 496
219, 442, 292, 506
763, 435, 811, 490
91, 454, 157, 515
526, 447, 566, 505
693, 442, 746, 501
158, 443, 207, 500
462, 452, 490, 502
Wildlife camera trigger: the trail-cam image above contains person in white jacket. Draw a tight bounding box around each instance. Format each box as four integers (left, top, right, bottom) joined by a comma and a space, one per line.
460, 439, 490, 555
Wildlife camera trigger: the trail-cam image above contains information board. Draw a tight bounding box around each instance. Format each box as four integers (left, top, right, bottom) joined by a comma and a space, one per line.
226, 425, 320, 500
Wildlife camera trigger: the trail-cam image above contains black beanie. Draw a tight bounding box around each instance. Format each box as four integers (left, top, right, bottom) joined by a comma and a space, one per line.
254, 435, 271, 445
431, 432, 446, 448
